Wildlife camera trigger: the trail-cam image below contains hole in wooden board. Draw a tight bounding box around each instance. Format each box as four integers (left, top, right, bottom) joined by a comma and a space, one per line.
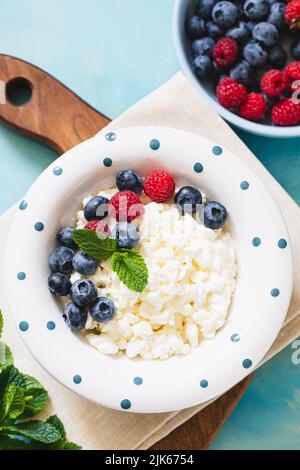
6, 77, 33, 106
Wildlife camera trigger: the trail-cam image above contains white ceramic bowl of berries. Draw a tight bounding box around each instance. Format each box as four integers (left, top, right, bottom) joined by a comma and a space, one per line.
4, 127, 293, 413
173, 0, 300, 137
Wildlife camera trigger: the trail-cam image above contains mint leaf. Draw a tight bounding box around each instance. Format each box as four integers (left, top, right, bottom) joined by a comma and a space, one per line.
0, 367, 24, 400
0, 435, 39, 450
20, 374, 48, 419
73, 229, 117, 261
0, 420, 62, 444
0, 342, 13, 373
111, 251, 148, 293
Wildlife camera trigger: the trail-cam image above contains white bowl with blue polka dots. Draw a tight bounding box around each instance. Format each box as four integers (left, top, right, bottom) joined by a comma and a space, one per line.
4, 127, 293, 413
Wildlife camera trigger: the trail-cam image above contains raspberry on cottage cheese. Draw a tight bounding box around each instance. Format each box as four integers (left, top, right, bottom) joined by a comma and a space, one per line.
73, 192, 237, 360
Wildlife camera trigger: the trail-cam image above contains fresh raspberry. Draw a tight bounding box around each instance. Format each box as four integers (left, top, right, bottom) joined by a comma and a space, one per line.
285, 0, 300, 28
213, 38, 238, 67
271, 98, 300, 125
109, 190, 143, 222
84, 219, 110, 235
216, 77, 247, 109
239, 93, 267, 121
260, 69, 288, 97
143, 170, 175, 203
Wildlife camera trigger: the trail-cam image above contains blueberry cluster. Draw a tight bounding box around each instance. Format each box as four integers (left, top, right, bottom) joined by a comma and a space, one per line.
48, 170, 144, 332
48, 228, 115, 332
186, 0, 299, 86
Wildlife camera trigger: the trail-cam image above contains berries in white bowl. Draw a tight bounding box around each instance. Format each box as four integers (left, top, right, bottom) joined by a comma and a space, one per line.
176, 0, 300, 131
47, 167, 231, 361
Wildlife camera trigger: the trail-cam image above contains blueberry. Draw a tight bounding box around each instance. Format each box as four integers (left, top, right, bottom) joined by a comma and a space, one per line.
191, 37, 215, 57
48, 272, 71, 296
269, 45, 287, 67
116, 170, 143, 194
56, 227, 76, 249
243, 41, 268, 67
230, 60, 253, 84
186, 15, 206, 39
84, 195, 109, 221
73, 251, 98, 275
244, 0, 269, 20
89, 297, 115, 323
212, 1, 238, 28
63, 302, 87, 332
292, 40, 300, 60
206, 21, 223, 39
175, 186, 203, 215
252, 22, 278, 47
246, 21, 255, 32
71, 279, 98, 307
196, 0, 217, 19
112, 222, 140, 249
49, 247, 75, 274
226, 21, 251, 43
200, 201, 227, 229
193, 55, 213, 77
267, 2, 285, 29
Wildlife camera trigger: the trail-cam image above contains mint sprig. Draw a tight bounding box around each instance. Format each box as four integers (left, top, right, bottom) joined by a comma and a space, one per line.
0, 310, 80, 450
73, 229, 148, 293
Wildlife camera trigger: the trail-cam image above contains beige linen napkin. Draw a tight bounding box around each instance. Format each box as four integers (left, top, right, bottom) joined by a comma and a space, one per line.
1, 72, 300, 450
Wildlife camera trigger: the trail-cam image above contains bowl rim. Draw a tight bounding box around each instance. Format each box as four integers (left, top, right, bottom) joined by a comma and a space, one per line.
172, 0, 300, 138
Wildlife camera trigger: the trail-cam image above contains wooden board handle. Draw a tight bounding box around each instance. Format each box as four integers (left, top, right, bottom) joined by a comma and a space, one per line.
0, 54, 110, 154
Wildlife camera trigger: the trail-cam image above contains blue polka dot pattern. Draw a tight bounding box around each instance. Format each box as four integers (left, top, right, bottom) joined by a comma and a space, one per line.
240, 181, 249, 190
271, 288, 280, 297
105, 132, 116, 142
200, 379, 209, 388
120, 399, 131, 410
149, 139, 160, 150
278, 239, 287, 249
53, 167, 63, 176
19, 200, 28, 211
252, 237, 261, 247
193, 162, 203, 173
17, 272, 26, 280
212, 145, 222, 156
231, 333, 240, 343
103, 157, 112, 167
46, 321, 56, 331
34, 222, 44, 232
19, 321, 29, 332
73, 375, 82, 384
133, 377, 143, 385
242, 358, 252, 369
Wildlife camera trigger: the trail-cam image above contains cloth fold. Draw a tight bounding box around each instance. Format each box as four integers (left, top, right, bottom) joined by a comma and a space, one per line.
1, 72, 299, 450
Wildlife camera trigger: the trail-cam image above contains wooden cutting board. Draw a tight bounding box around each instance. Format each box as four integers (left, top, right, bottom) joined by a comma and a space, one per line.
0, 54, 252, 450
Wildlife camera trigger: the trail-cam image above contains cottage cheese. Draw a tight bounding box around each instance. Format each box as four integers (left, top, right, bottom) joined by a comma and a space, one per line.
72, 190, 237, 360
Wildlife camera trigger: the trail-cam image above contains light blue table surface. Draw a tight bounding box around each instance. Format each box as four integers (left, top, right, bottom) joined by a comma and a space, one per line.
1, 0, 300, 450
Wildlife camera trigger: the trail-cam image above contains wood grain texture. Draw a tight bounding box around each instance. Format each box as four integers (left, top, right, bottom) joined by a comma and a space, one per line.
0, 54, 253, 450
0, 54, 109, 154
152, 376, 252, 450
